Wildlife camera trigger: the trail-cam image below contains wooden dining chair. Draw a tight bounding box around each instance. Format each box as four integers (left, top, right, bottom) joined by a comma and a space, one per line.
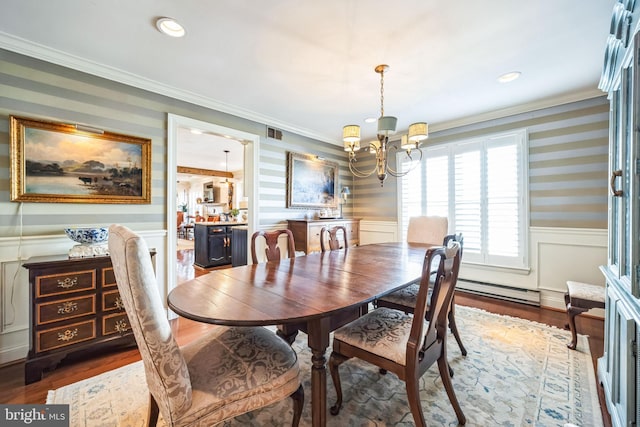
251, 229, 296, 264
108, 224, 304, 427
320, 225, 349, 252
176, 211, 185, 239
328, 242, 465, 426
376, 233, 467, 356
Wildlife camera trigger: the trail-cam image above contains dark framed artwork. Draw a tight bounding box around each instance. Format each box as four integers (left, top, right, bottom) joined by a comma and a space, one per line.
10, 115, 151, 204
286, 151, 338, 209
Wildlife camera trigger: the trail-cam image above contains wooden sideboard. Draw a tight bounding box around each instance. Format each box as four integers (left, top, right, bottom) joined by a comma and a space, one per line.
287, 218, 360, 254
22, 253, 153, 383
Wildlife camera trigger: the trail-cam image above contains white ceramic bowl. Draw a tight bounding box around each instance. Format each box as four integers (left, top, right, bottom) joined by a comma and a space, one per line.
64, 227, 109, 245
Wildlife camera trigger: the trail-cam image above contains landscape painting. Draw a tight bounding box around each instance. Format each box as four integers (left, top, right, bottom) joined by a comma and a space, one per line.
286, 151, 338, 209
10, 116, 151, 204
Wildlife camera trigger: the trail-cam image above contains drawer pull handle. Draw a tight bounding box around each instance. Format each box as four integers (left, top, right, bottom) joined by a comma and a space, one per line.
57, 277, 78, 289
57, 301, 78, 314
114, 297, 125, 310
58, 328, 78, 342
114, 319, 129, 333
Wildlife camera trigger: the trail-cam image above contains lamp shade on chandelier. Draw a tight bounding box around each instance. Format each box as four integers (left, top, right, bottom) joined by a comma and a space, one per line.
343, 64, 428, 186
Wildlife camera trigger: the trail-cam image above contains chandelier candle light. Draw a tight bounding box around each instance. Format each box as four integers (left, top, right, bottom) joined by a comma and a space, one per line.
343, 64, 428, 186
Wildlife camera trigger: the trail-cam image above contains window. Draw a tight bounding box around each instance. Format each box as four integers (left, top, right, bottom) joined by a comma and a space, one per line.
399, 129, 528, 269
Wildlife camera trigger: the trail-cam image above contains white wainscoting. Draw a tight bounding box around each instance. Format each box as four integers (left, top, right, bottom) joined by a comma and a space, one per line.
0, 230, 167, 366
358, 221, 607, 314
360, 220, 398, 245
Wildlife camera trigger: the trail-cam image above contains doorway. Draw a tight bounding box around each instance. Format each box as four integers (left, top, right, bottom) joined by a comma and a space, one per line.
167, 114, 260, 296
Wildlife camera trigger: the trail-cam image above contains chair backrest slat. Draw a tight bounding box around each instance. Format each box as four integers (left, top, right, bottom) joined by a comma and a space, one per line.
320, 225, 349, 252
407, 241, 461, 367
251, 229, 296, 264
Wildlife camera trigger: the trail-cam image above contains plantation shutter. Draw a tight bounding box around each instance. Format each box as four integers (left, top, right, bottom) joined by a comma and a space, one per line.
399, 129, 528, 269
453, 144, 483, 262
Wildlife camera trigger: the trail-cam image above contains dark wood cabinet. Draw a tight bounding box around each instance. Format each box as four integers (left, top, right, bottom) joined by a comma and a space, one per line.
287, 218, 360, 254
194, 223, 247, 268
231, 226, 248, 267
22, 254, 151, 384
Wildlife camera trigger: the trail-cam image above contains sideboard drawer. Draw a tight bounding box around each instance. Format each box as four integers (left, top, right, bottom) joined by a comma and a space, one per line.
102, 312, 131, 336
36, 270, 96, 298
37, 319, 96, 352
102, 290, 125, 312
102, 267, 117, 288
37, 295, 96, 325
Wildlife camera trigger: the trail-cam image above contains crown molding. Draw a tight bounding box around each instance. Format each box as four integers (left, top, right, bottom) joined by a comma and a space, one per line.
429, 88, 606, 133
0, 32, 604, 146
0, 32, 335, 144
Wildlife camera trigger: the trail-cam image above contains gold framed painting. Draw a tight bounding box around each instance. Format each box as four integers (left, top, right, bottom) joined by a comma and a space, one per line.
286, 151, 338, 209
10, 116, 151, 204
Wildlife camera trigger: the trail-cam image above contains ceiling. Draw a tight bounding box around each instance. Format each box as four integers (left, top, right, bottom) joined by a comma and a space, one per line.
0, 1, 614, 173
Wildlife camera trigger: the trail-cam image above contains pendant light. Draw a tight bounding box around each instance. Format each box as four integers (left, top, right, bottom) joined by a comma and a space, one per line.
221, 150, 230, 185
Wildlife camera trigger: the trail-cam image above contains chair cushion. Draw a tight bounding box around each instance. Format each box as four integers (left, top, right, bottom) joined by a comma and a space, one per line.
333, 307, 427, 366
567, 281, 605, 303
177, 325, 301, 426
378, 283, 420, 309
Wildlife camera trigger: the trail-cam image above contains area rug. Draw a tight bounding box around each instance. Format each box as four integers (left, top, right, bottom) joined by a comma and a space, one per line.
47, 306, 602, 426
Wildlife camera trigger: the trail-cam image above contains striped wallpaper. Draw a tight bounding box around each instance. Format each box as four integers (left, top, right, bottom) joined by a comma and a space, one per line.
353, 96, 609, 229
0, 48, 346, 239
0, 47, 608, 240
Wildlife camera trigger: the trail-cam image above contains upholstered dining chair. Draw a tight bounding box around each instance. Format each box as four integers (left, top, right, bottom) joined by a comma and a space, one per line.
328, 242, 465, 426
320, 225, 349, 252
406, 215, 448, 245
376, 233, 467, 356
108, 224, 304, 427
251, 229, 296, 264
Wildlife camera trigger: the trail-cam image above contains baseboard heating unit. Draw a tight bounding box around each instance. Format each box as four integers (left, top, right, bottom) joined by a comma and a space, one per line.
457, 279, 540, 306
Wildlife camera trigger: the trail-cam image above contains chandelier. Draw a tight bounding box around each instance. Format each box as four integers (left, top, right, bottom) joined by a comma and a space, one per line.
343, 64, 428, 186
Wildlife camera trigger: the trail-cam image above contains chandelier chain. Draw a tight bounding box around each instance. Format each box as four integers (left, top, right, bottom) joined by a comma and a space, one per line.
380, 68, 385, 117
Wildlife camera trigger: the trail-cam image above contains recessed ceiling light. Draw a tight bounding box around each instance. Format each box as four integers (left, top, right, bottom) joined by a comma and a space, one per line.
364, 117, 377, 123
497, 71, 521, 83
156, 17, 185, 38
190, 129, 202, 135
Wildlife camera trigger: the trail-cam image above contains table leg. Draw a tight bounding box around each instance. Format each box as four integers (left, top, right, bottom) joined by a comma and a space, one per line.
306, 317, 331, 427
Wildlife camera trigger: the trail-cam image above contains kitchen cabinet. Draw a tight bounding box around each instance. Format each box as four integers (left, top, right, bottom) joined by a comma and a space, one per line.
287, 218, 360, 254
22, 253, 153, 384
194, 223, 247, 268
598, 2, 640, 426
231, 226, 248, 267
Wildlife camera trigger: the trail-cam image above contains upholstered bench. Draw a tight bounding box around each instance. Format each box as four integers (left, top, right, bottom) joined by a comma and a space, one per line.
565, 281, 605, 350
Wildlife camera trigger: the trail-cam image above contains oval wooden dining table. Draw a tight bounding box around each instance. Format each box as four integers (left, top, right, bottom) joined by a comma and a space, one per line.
167, 242, 432, 427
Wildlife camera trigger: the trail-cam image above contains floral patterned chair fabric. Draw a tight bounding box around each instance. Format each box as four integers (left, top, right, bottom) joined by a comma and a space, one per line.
329, 242, 466, 426
108, 224, 303, 427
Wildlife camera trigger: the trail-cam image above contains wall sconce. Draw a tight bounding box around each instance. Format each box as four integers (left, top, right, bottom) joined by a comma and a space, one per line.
340, 186, 350, 218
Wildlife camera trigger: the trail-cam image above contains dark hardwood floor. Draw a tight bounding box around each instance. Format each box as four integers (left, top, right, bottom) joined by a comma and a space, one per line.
0, 247, 610, 426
